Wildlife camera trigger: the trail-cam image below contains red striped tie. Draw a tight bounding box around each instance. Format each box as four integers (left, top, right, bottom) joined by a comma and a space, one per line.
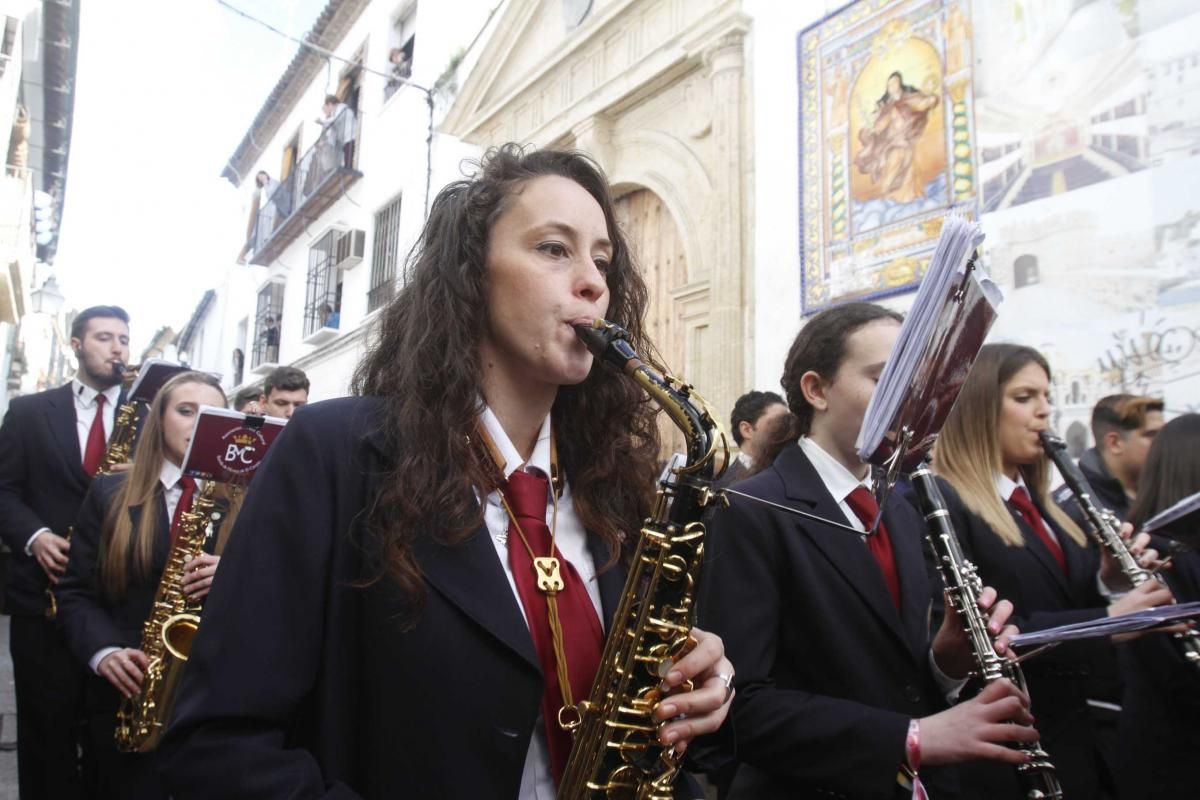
170, 477, 197, 544
82, 394, 107, 476
1009, 486, 1066, 575
845, 486, 902, 609
502, 468, 603, 788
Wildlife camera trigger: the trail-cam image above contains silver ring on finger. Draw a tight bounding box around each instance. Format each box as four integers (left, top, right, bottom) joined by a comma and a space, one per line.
717, 672, 734, 704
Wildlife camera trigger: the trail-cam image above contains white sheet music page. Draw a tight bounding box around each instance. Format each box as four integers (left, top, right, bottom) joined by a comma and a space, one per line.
855, 214, 998, 465
1141, 490, 1200, 537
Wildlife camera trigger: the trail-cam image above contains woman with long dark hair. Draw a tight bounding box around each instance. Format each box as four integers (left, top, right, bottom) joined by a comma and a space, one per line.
699, 302, 1036, 799
933, 343, 1172, 798
56, 371, 241, 799
1118, 413, 1200, 800
157, 145, 733, 799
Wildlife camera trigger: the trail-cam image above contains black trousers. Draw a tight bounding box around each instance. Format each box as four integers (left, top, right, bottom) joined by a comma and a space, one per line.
9, 613, 88, 800
85, 675, 168, 800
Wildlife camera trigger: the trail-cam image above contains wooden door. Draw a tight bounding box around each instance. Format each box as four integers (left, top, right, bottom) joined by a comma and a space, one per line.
613, 188, 689, 459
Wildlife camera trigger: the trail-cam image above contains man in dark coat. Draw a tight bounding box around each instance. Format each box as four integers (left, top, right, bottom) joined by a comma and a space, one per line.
0, 305, 130, 799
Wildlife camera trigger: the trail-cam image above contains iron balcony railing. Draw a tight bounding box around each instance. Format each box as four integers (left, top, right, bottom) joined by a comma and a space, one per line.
245, 106, 361, 265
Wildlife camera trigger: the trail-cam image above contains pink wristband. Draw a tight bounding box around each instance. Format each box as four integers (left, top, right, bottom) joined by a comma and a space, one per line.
906, 719, 928, 800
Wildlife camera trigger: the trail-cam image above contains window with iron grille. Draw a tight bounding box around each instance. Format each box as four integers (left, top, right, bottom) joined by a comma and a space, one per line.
304, 231, 343, 337
252, 282, 285, 368
369, 193, 402, 312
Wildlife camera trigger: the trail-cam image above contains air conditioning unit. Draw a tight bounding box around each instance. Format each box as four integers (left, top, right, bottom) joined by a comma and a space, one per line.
334, 228, 365, 270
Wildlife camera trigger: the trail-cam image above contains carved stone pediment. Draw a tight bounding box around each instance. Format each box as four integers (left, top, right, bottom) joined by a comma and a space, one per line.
442, 0, 745, 145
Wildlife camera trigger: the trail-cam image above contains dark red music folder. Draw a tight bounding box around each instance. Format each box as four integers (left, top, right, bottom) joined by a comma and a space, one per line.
180, 405, 287, 484
127, 359, 192, 404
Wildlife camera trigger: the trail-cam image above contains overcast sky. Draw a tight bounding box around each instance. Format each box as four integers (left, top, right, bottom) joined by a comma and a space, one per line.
53, 0, 330, 353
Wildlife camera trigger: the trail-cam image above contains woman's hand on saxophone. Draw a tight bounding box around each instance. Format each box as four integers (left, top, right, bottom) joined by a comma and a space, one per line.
181, 553, 220, 600
98, 648, 149, 699
650, 627, 734, 754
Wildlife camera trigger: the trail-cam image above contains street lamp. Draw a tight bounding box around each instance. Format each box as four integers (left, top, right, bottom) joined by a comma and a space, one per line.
30, 275, 65, 315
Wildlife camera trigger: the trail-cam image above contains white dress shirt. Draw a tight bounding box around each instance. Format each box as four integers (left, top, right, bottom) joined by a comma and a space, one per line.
25, 379, 122, 554
799, 437, 965, 699
479, 407, 601, 800
89, 460, 201, 674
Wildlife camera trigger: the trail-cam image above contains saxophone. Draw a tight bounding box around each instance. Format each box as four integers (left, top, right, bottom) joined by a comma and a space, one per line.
559, 319, 727, 800
910, 462, 1064, 800
115, 481, 224, 752
1040, 430, 1200, 673
97, 362, 140, 476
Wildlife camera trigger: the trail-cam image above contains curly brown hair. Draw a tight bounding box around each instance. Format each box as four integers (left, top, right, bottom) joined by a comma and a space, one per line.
351, 144, 662, 624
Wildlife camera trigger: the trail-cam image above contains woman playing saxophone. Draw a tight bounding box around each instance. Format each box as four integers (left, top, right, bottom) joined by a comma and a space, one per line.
153, 145, 733, 800
55, 372, 242, 799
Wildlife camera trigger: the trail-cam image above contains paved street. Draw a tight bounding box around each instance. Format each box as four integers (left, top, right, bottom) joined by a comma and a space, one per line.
0, 616, 17, 798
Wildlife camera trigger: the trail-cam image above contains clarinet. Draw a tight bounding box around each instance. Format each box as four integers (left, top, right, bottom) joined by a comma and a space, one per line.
910, 462, 1064, 800
1040, 431, 1200, 673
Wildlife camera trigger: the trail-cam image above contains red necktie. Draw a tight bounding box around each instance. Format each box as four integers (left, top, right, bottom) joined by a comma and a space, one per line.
82, 394, 107, 476
170, 477, 197, 544
845, 486, 902, 609
502, 469, 603, 788
1009, 486, 1066, 575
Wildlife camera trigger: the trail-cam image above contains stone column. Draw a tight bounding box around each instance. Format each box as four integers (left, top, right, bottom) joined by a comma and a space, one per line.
703, 29, 748, 419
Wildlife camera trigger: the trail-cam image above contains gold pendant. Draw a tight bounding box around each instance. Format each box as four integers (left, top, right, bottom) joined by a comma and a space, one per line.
534, 557, 564, 593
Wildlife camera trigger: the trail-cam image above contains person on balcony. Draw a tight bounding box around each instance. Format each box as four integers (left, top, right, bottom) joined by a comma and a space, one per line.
318, 303, 340, 330
254, 171, 281, 246
317, 94, 357, 171
386, 48, 412, 97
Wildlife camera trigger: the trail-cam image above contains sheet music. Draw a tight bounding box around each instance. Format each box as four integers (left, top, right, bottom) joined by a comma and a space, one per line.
1142, 490, 1200, 538
1009, 602, 1200, 648
126, 359, 191, 403
181, 404, 287, 483
855, 214, 1002, 469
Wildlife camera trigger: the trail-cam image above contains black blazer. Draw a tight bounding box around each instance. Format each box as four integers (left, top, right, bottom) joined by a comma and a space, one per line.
936, 477, 1112, 799
698, 443, 956, 800
0, 383, 98, 616
158, 396, 701, 800
56, 472, 227, 670
1116, 550, 1200, 800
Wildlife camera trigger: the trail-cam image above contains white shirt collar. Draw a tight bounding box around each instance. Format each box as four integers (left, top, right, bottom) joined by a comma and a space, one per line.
159, 459, 184, 493
479, 406, 553, 480
995, 472, 1027, 501
736, 451, 754, 469
799, 436, 872, 503
73, 378, 121, 408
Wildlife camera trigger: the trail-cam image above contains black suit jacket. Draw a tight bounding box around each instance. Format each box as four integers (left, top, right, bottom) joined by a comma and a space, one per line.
936, 477, 1112, 799
1116, 550, 1200, 800
698, 443, 956, 800
158, 397, 700, 799
0, 383, 97, 616
56, 472, 227, 669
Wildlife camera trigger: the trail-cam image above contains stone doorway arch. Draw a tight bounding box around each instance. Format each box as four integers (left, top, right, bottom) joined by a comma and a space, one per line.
614, 186, 690, 458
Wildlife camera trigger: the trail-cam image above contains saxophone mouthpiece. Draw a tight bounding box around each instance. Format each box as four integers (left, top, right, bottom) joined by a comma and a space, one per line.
572, 319, 608, 357
573, 319, 643, 374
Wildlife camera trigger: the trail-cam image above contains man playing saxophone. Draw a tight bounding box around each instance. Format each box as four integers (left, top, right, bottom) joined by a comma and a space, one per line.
0, 305, 131, 800
157, 146, 734, 799
56, 372, 242, 799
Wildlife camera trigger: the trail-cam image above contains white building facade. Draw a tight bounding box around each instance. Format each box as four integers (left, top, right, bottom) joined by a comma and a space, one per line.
188, 0, 1200, 446
182, 0, 497, 403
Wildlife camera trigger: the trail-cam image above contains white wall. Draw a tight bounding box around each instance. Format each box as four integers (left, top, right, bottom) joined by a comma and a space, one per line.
743, 1, 841, 393
201, 0, 497, 401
